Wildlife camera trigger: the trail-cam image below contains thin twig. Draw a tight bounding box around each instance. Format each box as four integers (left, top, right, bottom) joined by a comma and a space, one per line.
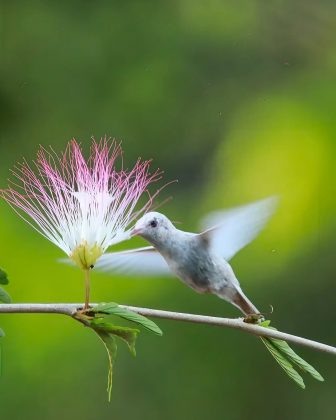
0, 303, 334, 356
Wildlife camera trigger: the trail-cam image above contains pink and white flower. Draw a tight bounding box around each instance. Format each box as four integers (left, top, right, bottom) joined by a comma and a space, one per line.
1, 138, 163, 270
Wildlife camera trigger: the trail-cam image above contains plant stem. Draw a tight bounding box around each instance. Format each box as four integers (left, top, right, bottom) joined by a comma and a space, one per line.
0, 303, 335, 356
84, 270, 90, 310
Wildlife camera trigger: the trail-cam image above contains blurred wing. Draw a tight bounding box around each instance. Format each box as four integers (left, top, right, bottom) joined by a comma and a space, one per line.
94, 246, 172, 277
200, 196, 278, 261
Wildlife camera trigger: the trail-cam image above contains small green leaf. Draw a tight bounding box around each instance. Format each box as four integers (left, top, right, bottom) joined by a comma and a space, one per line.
94, 302, 163, 336
260, 321, 324, 385
94, 330, 117, 402
261, 337, 306, 389
0, 268, 8, 285
95, 302, 119, 312
259, 320, 271, 328
89, 318, 140, 401
91, 319, 139, 356
0, 287, 11, 303
268, 336, 324, 382
0, 328, 5, 337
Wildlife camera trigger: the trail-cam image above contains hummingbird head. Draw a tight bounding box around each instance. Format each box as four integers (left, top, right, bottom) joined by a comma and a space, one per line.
131, 212, 175, 246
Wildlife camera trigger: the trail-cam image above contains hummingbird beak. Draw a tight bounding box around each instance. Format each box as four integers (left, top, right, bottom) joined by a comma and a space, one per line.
131, 227, 142, 237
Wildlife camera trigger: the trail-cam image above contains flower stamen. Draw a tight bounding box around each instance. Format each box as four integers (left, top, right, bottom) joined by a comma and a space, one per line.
0, 137, 165, 306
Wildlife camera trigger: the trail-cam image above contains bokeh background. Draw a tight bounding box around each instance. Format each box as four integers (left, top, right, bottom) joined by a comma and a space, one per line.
1, 1, 336, 419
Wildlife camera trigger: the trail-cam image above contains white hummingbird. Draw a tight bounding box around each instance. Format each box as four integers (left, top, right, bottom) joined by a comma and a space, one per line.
96, 197, 276, 315
81, 196, 324, 387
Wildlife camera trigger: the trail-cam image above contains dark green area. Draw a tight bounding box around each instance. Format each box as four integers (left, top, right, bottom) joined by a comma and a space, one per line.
0, 268, 9, 285
1, 1, 336, 419
0, 269, 11, 303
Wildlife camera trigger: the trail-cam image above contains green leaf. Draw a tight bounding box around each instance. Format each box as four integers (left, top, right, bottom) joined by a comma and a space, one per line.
0, 287, 11, 303
259, 320, 271, 328
261, 337, 306, 389
94, 302, 119, 312
0, 328, 5, 337
91, 319, 139, 356
94, 302, 163, 336
89, 318, 140, 401
268, 336, 324, 382
0, 268, 8, 285
259, 321, 324, 385
94, 330, 117, 402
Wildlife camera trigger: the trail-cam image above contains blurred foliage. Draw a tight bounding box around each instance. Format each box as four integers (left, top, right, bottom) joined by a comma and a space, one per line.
1, 0, 336, 419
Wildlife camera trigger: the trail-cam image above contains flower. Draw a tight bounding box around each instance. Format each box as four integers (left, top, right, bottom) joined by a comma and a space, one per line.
1, 138, 163, 270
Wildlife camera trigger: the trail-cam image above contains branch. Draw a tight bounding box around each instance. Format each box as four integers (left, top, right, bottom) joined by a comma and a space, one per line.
0, 303, 334, 356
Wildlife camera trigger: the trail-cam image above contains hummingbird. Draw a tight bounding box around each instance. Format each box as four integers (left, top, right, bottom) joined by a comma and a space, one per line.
93, 197, 324, 388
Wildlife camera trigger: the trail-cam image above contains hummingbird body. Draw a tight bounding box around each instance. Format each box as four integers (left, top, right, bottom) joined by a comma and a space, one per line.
133, 212, 258, 315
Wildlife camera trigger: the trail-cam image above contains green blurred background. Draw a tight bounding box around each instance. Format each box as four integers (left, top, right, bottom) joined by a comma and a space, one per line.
1, 1, 336, 419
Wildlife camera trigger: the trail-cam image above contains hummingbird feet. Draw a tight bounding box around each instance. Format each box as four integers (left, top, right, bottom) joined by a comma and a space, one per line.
243, 313, 265, 324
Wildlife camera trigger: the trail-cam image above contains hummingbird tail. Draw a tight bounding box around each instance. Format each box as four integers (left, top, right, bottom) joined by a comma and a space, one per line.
215, 286, 260, 315
231, 288, 260, 316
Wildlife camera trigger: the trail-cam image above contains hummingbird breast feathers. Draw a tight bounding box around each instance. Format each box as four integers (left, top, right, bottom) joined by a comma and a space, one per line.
162, 234, 235, 294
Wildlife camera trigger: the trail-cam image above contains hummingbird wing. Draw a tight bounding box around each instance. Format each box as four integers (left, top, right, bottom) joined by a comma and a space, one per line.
95, 246, 172, 276
61, 246, 172, 277
199, 196, 278, 261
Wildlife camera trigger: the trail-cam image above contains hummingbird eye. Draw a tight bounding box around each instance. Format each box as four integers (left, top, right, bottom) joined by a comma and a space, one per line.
149, 219, 158, 228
